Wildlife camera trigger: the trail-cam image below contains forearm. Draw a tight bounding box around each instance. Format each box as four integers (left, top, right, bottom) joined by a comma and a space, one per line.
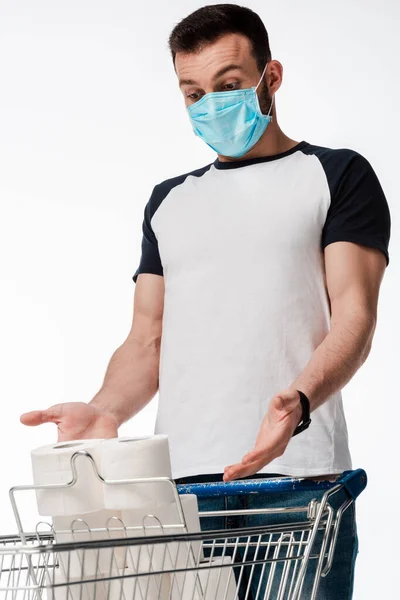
291, 307, 376, 411
90, 336, 161, 426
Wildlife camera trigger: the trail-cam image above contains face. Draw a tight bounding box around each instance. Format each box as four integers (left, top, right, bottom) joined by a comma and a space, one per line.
175, 33, 282, 115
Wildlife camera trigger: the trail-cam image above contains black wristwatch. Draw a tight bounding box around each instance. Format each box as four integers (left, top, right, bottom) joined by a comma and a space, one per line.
292, 390, 312, 437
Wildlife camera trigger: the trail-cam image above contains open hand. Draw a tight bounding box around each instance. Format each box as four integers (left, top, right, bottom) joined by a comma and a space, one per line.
20, 402, 118, 442
223, 389, 303, 482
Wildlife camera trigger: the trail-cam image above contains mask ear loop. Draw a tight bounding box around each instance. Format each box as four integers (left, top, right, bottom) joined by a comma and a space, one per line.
254, 62, 275, 120
255, 62, 269, 91
267, 93, 275, 118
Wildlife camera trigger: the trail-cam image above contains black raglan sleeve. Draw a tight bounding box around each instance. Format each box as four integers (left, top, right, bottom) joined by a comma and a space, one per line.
322, 151, 391, 264
132, 186, 164, 283
132, 164, 213, 283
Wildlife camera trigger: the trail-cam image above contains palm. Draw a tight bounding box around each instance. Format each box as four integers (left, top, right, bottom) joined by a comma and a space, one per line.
223, 389, 302, 481
20, 402, 118, 442
254, 395, 299, 450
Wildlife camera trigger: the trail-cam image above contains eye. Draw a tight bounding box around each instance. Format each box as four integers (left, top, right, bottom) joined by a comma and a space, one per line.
187, 92, 202, 101
222, 82, 239, 91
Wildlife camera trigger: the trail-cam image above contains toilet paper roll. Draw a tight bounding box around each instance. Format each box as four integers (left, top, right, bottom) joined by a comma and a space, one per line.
175, 556, 238, 600
116, 509, 173, 578
178, 494, 203, 563
99, 435, 174, 580
31, 440, 105, 516
106, 568, 171, 600
52, 510, 126, 577
120, 493, 203, 573
100, 435, 173, 511
46, 569, 171, 600
45, 569, 108, 600
159, 494, 204, 567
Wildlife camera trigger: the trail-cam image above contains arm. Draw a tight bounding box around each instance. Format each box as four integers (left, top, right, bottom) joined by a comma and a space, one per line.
223, 241, 387, 481
20, 273, 164, 441
291, 241, 386, 409
223, 149, 390, 481
91, 273, 164, 425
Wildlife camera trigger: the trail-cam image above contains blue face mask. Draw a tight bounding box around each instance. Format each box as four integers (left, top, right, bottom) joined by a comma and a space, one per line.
187, 63, 273, 158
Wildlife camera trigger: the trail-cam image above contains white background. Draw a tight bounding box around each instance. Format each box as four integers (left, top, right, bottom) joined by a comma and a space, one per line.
0, 1, 398, 597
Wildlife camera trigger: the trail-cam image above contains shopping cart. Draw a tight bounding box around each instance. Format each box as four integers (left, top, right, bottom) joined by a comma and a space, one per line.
0, 449, 367, 600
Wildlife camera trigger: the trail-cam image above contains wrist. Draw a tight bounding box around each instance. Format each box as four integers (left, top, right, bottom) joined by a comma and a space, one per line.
292, 390, 312, 437
294, 400, 303, 426
90, 388, 125, 427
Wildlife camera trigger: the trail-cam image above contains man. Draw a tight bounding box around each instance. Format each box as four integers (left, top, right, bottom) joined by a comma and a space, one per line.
21, 4, 390, 598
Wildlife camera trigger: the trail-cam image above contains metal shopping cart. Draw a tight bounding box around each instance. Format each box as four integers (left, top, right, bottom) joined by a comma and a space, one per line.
0, 449, 367, 600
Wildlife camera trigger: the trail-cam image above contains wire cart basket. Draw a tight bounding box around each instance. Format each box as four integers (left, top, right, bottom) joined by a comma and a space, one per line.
0, 449, 367, 600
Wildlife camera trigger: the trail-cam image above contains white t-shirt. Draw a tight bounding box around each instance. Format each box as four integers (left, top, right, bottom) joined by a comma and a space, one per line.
133, 141, 390, 479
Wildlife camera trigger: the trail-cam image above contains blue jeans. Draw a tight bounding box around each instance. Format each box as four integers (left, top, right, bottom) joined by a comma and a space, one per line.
175, 473, 358, 600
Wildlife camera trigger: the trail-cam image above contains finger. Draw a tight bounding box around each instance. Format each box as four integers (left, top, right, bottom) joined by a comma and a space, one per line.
20, 406, 62, 426
242, 450, 265, 465
224, 465, 253, 481
242, 441, 278, 465
223, 463, 241, 481
223, 468, 240, 482
223, 460, 263, 481
223, 465, 235, 480
20, 411, 49, 426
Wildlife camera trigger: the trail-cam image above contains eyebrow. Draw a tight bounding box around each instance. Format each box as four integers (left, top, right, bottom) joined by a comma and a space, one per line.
179, 63, 244, 88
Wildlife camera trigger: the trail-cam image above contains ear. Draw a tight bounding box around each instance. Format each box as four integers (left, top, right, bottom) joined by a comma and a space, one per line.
267, 60, 283, 95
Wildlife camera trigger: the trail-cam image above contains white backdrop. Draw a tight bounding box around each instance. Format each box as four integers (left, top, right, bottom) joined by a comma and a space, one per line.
0, 1, 398, 597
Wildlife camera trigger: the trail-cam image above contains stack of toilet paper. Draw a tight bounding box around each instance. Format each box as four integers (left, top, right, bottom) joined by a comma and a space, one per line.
31, 435, 215, 600
170, 556, 238, 600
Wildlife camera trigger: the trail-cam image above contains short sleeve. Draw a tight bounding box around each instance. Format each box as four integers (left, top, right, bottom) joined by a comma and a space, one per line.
132, 187, 163, 283
322, 153, 391, 265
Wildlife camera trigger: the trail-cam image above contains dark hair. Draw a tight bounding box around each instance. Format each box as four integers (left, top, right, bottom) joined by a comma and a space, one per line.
168, 4, 271, 74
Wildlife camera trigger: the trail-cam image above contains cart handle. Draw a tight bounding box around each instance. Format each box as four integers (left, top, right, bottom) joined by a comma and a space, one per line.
177, 468, 367, 500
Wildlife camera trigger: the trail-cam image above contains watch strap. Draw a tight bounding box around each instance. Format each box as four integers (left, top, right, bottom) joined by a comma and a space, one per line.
292, 390, 312, 436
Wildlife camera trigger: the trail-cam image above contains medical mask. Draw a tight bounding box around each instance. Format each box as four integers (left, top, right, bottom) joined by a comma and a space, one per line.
187, 63, 273, 158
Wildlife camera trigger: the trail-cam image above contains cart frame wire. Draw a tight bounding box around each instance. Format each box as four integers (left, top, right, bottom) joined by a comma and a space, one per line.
0, 450, 367, 600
